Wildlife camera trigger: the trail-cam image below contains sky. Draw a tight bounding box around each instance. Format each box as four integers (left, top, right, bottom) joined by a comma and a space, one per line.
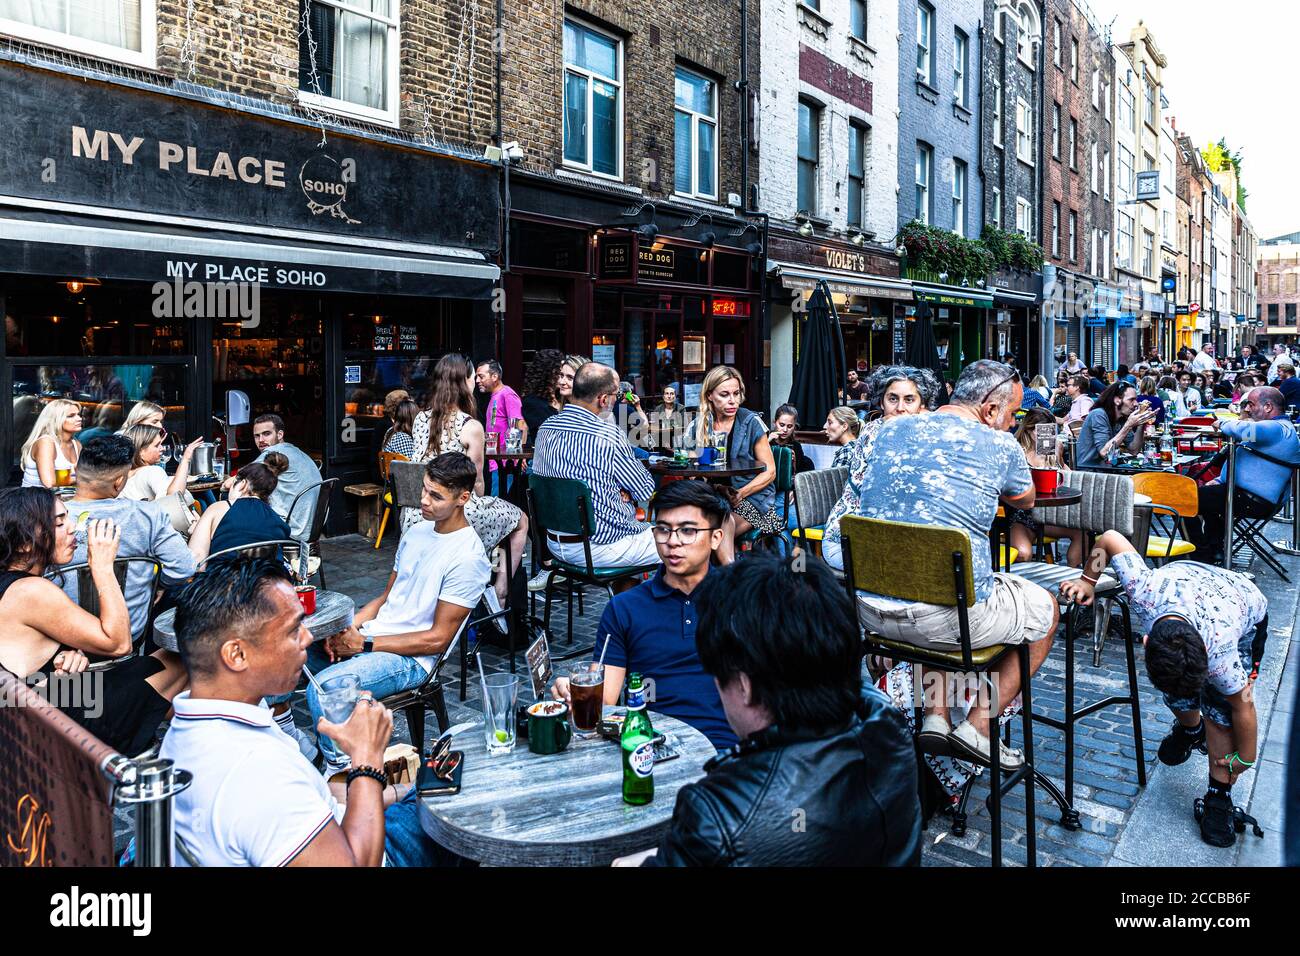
1081, 0, 1297, 241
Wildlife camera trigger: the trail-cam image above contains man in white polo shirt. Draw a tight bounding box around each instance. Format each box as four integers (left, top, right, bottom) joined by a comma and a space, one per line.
161, 556, 458, 866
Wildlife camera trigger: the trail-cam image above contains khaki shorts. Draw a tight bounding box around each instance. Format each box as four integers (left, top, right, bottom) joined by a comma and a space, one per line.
857, 572, 1056, 652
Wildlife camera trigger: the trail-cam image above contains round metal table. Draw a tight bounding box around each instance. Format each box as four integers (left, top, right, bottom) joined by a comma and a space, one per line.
1030, 485, 1082, 508
151, 589, 355, 652
418, 711, 715, 866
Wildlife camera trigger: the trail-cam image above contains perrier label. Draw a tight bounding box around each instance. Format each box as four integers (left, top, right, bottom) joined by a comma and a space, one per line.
621, 672, 655, 805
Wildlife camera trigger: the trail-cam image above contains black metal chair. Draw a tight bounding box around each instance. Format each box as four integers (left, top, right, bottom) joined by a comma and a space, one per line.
46, 557, 164, 670
840, 515, 1039, 867
379, 611, 475, 756
287, 478, 339, 586
197, 539, 303, 573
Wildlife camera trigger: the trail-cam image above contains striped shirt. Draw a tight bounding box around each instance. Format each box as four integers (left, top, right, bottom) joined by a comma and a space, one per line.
532, 404, 657, 544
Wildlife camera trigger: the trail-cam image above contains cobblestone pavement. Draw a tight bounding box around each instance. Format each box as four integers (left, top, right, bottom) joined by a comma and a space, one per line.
113, 532, 1299, 866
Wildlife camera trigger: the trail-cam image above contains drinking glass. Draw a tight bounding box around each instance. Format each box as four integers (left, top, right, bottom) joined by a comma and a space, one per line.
213, 459, 226, 480
569, 663, 605, 738
711, 430, 728, 466
485, 431, 500, 455
481, 673, 520, 755
318, 674, 360, 724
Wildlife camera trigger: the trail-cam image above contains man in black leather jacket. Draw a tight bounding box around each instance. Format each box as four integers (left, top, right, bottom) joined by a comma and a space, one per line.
617, 554, 922, 866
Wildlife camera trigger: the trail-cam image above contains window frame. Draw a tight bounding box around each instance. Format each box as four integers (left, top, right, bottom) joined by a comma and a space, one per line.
673, 64, 719, 201
1051, 103, 1061, 160
1015, 5, 1035, 69
953, 29, 968, 108
560, 17, 626, 181
915, 141, 933, 225
952, 158, 967, 237
1015, 97, 1033, 165
1052, 201, 1061, 258
1053, 18, 1062, 68
1068, 210, 1078, 263
1015, 197, 1032, 238
992, 185, 1002, 227
916, 3, 935, 85
847, 121, 868, 230
0, 0, 158, 69
1070, 37, 1079, 84
1068, 118, 1077, 170
992, 78, 1003, 149
849, 0, 868, 43
797, 98, 821, 216
298, 0, 401, 128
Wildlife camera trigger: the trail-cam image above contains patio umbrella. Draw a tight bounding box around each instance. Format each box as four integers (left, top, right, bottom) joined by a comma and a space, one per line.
788, 280, 846, 426
905, 299, 945, 377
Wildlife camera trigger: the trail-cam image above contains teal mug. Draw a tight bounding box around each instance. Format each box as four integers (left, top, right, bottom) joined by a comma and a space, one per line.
527, 700, 572, 755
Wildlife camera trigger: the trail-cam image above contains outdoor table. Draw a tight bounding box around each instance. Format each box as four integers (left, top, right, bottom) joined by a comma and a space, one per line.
418, 711, 714, 866
187, 477, 225, 493
485, 450, 531, 510
1030, 486, 1082, 508
645, 460, 763, 484
151, 590, 355, 652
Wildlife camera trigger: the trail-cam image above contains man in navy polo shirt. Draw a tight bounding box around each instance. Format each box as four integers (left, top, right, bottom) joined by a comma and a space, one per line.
553, 479, 738, 750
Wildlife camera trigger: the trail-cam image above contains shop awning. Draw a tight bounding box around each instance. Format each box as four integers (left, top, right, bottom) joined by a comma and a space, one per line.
770, 262, 913, 300
912, 281, 993, 310
0, 202, 500, 299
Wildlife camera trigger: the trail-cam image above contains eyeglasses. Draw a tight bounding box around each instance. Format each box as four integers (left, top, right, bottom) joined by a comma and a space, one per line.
651, 524, 718, 544
980, 369, 1022, 405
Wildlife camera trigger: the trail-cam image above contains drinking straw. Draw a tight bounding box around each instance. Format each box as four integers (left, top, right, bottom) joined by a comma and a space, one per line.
476, 651, 494, 729
597, 634, 610, 669
302, 663, 324, 696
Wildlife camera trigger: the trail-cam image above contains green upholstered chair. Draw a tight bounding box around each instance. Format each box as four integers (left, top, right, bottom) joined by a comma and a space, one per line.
527, 475, 659, 644
737, 444, 793, 551
839, 514, 1039, 867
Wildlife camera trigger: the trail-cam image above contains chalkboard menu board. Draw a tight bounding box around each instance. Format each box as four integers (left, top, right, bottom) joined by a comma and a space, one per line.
892, 317, 907, 363
372, 324, 421, 352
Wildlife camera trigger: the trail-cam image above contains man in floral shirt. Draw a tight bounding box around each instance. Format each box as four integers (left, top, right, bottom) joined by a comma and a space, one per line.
1062, 531, 1269, 849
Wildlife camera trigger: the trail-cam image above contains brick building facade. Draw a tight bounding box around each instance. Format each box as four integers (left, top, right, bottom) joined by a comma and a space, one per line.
1257, 235, 1300, 344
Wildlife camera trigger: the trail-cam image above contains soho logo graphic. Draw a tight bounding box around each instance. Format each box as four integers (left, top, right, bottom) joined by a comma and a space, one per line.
300, 154, 361, 225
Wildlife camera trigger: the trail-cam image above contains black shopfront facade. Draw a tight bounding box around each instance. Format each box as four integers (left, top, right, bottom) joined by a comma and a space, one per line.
499, 173, 765, 412
0, 55, 499, 530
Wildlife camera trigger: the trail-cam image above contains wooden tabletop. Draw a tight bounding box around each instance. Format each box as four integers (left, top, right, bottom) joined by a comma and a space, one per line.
645, 461, 763, 481
187, 478, 225, 493
1031, 486, 1082, 507
152, 590, 355, 652
418, 711, 714, 866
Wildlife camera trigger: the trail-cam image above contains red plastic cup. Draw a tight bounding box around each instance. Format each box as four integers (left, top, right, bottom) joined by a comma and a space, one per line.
296, 585, 317, 615
1030, 468, 1059, 496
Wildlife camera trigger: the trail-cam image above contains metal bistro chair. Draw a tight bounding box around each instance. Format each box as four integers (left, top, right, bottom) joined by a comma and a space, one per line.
374, 451, 409, 550
789, 465, 850, 558
839, 515, 1039, 867
47, 557, 163, 670
378, 608, 472, 757
527, 475, 659, 645
287, 478, 339, 587
1131, 472, 1198, 565
197, 539, 303, 573
458, 530, 524, 701
1011, 470, 1147, 820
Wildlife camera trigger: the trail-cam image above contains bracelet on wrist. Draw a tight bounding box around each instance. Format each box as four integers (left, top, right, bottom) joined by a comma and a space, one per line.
1080, 574, 1100, 585
345, 765, 386, 789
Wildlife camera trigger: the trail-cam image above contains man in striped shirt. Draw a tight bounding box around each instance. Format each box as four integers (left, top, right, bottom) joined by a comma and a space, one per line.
532, 363, 659, 569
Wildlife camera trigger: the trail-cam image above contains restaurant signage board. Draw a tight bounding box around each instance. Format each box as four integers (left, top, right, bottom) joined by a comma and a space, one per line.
0, 60, 498, 253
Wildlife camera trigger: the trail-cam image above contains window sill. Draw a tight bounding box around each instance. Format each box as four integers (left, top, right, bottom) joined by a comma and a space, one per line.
797, 3, 831, 38
993, 141, 1004, 151
298, 90, 400, 129
848, 36, 877, 64
1016, 154, 1035, 169
915, 79, 940, 102
953, 102, 973, 121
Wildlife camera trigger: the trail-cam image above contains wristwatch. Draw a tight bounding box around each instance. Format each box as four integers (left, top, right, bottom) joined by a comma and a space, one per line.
362, 637, 374, 654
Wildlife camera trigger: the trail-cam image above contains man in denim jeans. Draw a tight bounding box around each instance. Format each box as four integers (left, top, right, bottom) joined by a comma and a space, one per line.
301, 452, 491, 778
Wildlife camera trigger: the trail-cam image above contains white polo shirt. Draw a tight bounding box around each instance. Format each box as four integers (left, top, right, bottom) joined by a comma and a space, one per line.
160, 692, 343, 867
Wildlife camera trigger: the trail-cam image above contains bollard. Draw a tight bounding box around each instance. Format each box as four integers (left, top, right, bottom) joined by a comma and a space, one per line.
1222, 439, 1235, 571
109, 757, 194, 867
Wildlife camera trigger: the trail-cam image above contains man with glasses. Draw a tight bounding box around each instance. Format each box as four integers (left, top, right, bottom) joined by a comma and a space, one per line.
531, 362, 659, 571
1189, 386, 1300, 563
550, 480, 738, 750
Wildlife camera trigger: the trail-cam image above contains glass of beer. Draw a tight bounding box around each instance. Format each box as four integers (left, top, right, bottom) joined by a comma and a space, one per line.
54, 468, 71, 487
569, 663, 605, 738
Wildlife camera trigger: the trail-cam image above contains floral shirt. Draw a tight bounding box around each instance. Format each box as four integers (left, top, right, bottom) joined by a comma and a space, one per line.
856, 412, 1031, 603
1110, 552, 1268, 698
823, 418, 886, 551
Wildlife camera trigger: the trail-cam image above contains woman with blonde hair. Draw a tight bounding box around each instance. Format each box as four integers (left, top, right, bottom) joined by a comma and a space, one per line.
407, 353, 529, 602
823, 406, 864, 470
693, 366, 778, 562
120, 400, 166, 432
120, 423, 204, 502
20, 399, 83, 488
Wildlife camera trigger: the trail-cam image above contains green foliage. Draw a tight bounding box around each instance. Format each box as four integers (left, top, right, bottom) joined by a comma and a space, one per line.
1201, 138, 1249, 212
981, 224, 1044, 272
898, 220, 995, 284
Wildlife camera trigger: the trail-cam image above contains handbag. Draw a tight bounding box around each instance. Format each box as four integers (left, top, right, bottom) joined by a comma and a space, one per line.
155, 490, 199, 537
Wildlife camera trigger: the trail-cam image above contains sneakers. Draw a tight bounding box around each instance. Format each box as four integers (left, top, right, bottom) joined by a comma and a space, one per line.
1157, 720, 1206, 766
527, 569, 554, 592
948, 719, 1026, 769
1195, 789, 1236, 848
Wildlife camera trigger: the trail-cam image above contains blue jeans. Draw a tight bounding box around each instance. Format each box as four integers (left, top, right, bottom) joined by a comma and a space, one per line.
384, 790, 475, 867
488, 468, 514, 498
306, 649, 430, 772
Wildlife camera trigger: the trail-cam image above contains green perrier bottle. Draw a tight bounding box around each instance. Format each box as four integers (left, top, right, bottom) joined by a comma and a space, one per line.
621, 673, 655, 805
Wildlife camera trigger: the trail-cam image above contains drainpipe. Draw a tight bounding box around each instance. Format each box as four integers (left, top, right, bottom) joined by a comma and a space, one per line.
738, 0, 750, 209
495, 0, 510, 360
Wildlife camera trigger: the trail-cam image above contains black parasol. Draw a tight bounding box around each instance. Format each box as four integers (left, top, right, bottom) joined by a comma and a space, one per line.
905, 299, 946, 378
788, 280, 846, 427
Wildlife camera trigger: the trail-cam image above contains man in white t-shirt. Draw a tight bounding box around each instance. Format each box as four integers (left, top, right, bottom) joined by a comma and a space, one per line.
161, 557, 460, 866
307, 451, 492, 777
1062, 531, 1268, 850
1190, 341, 1219, 374
1267, 343, 1291, 384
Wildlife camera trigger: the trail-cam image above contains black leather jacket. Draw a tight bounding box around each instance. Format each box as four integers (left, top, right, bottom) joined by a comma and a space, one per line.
648, 687, 921, 866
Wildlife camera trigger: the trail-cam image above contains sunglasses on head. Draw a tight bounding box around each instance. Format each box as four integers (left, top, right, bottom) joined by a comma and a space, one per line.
980, 369, 1022, 405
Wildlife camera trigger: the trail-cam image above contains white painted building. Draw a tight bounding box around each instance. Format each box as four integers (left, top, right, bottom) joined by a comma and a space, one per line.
761, 0, 901, 414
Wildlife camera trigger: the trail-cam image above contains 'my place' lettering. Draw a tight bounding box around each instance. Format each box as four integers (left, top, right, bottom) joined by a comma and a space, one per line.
71, 126, 285, 188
